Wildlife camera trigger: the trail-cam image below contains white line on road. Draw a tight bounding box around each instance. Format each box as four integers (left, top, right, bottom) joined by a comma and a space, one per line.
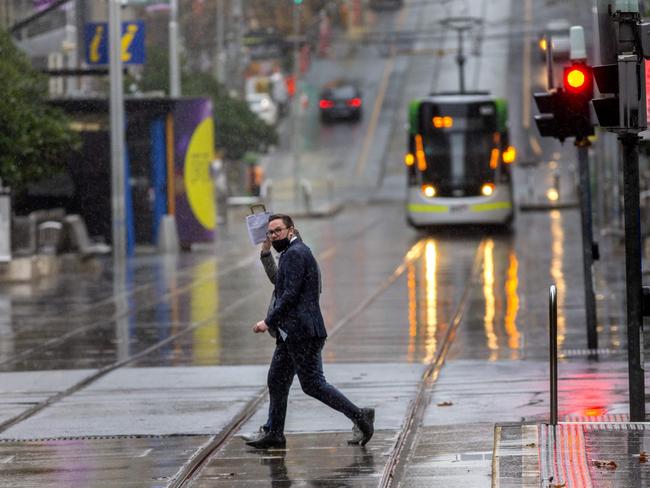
0, 455, 15, 464
137, 448, 153, 458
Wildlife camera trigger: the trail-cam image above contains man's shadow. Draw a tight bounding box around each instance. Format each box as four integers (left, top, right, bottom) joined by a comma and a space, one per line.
252, 446, 375, 487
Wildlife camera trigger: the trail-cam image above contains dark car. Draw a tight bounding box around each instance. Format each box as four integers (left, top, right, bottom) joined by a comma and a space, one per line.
369, 0, 404, 10
319, 82, 363, 122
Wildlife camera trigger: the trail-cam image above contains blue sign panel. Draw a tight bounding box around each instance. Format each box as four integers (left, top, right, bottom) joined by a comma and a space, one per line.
85, 21, 146, 65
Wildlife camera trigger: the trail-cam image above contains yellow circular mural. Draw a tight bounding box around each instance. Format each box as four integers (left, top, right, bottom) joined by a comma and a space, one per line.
184, 117, 216, 230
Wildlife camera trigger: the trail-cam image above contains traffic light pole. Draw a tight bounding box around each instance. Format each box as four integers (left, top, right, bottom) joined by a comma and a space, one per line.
576, 138, 598, 351
620, 132, 645, 422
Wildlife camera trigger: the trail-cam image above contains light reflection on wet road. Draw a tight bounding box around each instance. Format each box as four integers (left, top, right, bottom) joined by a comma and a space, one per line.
0, 202, 624, 372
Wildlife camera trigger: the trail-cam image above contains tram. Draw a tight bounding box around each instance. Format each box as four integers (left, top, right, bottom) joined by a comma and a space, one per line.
405, 93, 515, 229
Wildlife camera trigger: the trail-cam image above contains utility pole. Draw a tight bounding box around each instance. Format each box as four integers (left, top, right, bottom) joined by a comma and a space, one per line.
169, 0, 180, 97
215, 0, 225, 84
292, 1, 302, 210
576, 138, 598, 350
232, 0, 243, 96
109, 0, 126, 264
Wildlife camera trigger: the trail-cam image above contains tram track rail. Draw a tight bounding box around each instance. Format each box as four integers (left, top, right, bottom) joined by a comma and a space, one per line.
379, 238, 486, 487
0, 215, 384, 435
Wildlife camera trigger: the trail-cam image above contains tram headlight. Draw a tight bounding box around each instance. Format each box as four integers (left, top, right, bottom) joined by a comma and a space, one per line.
481, 183, 495, 196
404, 153, 415, 166
422, 184, 436, 197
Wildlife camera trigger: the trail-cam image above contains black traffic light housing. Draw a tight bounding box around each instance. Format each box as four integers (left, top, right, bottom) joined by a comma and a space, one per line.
533, 90, 568, 141
562, 63, 594, 139
592, 63, 620, 129
533, 62, 594, 142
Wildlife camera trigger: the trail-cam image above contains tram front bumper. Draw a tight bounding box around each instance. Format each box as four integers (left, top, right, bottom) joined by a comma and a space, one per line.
407, 198, 513, 226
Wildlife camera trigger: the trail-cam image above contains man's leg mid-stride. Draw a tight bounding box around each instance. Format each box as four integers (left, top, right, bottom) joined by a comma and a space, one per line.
290, 338, 374, 446
246, 341, 294, 449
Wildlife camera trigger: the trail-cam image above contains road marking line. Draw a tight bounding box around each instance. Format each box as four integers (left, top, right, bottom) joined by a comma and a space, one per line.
138, 448, 153, 458
529, 134, 542, 156
354, 2, 408, 178
522, 0, 533, 130
355, 58, 394, 178
0, 455, 15, 464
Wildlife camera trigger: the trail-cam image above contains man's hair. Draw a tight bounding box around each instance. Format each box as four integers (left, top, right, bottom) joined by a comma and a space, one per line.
268, 213, 294, 229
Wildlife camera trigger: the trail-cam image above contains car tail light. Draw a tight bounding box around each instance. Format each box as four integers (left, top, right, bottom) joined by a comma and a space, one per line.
319, 99, 335, 109
347, 97, 362, 107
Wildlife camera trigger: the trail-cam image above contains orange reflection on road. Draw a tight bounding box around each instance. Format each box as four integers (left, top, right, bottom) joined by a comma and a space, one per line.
423, 240, 438, 364
504, 251, 521, 358
483, 239, 498, 360
403, 240, 426, 363
407, 262, 417, 362
550, 210, 566, 347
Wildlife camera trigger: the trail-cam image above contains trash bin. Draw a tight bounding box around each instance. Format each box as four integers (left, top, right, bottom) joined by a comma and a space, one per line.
0, 186, 11, 263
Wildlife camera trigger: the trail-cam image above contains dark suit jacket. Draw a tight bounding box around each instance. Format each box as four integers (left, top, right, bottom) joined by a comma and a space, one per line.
265, 240, 327, 342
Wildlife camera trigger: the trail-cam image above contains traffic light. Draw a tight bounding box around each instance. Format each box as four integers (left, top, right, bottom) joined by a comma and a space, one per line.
561, 63, 594, 138
592, 56, 647, 132
533, 90, 569, 141
533, 62, 595, 142
591, 63, 619, 128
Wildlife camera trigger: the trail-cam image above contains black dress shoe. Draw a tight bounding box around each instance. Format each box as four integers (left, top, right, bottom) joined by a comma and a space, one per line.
245, 431, 287, 449
241, 425, 270, 442
350, 408, 374, 446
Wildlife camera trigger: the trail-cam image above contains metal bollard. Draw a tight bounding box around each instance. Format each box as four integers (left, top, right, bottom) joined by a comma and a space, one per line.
549, 284, 558, 426
300, 179, 312, 213
261, 178, 273, 206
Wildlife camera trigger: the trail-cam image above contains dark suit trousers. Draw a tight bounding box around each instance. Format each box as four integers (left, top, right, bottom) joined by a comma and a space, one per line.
267, 338, 361, 433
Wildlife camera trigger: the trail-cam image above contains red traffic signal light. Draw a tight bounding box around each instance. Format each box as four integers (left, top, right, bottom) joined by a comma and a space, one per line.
563, 64, 592, 94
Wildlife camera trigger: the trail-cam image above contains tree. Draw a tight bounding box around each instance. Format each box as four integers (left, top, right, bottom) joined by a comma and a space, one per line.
0, 29, 78, 191
131, 45, 277, 160
183, 72, 278, 160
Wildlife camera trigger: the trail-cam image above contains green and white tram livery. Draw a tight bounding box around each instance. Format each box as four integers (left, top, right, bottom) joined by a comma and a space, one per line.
405, 93, 515, 228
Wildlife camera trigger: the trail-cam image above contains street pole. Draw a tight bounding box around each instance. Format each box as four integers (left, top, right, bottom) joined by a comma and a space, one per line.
169, 0, 180, 97
576, 139, 598, 351
231, 0, 243, 96
620, 133, 645, 422
292, 2, 301, 210
215, 0, 225, 84
109, 0, 126, 264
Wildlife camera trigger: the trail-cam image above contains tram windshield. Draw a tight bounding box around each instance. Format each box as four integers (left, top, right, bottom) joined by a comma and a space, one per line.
418, 101, 499, 196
